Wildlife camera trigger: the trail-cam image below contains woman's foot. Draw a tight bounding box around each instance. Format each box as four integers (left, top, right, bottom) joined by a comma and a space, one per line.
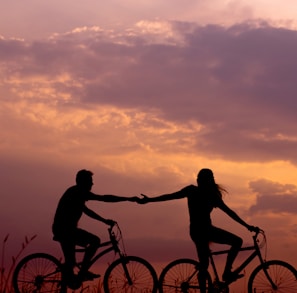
222, 271, 244, 282
85, 271, 101, 280
79, 270, 101, 281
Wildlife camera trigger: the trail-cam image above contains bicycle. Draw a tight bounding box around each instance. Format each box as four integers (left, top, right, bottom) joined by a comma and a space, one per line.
12, 222, 158, 293
158, 228, 297, 292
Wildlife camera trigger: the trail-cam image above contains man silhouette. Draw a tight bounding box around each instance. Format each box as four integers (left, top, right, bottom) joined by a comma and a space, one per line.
52, 169, 138, 287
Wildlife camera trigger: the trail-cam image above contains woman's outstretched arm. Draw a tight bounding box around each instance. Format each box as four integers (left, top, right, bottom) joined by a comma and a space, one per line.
140, 190, 186, 203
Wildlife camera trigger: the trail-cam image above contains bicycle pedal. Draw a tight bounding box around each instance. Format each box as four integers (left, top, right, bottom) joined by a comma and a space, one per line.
213, 281, 225, 286
212, 281, 228, 292
67, 279, 81, 290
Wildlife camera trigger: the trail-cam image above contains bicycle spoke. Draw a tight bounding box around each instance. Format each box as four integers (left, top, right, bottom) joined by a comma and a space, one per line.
248, 260, 297, 293
13, 253, 63, 293
159, 259, 212, 293
104, 256, 158, 293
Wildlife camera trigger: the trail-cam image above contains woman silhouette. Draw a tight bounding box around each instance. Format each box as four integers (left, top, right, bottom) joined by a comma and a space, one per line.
140, 168, 257, 291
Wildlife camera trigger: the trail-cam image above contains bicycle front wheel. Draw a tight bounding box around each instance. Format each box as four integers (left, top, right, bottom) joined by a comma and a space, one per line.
159, 258, 212, 293
103, 255, 158, 293
13, 253, 64, 293
248, 260, 297, 293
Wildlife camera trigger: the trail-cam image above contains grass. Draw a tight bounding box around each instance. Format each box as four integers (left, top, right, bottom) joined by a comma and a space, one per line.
81, 279, 103, 293
0, 233, 105, 293
0, 234, 37, 293
0, 236, 154, 293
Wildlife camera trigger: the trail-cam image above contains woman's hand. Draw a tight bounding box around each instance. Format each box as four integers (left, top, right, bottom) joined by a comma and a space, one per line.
136, 194, 150, 204
247, 225, 259, 232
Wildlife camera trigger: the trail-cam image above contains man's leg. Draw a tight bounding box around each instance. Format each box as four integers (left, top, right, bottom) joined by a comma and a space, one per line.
59, 240, 76, 283
74, 229, 101, 279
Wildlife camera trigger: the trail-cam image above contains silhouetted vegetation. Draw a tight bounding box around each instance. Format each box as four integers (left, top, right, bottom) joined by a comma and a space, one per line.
0, 234, 36, 293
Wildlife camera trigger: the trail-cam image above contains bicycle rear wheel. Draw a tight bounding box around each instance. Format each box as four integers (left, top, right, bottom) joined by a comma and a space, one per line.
13, 253, 64, 293
103, 255, 158, 293
248, 260, 297, 293
159, 258, 212, 293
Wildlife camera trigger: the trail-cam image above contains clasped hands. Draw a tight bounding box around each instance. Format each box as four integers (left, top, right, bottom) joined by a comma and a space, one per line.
130, 194, 150, 204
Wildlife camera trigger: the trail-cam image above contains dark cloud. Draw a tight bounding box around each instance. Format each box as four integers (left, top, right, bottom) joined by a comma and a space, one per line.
1, 21, 297, 164
249, 179, 297, 214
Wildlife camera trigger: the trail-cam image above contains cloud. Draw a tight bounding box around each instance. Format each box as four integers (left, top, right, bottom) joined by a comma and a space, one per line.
1, 21, 297, 166
249, 179, 297, 214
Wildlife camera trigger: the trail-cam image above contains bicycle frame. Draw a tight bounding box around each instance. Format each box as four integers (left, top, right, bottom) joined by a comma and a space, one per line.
75, 225, 125, 271
209, 230, 276, 287
13, 223, 158, 293
74, 224, 135, 287
77, 224, 138, 287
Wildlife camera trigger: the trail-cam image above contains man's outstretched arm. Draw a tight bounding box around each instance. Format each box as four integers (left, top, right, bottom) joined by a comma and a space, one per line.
88, 192, 140, 202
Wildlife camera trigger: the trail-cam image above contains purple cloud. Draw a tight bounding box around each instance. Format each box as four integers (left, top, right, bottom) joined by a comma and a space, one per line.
1, 21, 297, 164
249, 179, 297, 214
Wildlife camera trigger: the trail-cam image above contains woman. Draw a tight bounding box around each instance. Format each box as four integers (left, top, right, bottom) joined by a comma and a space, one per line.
140, 168, 257, 287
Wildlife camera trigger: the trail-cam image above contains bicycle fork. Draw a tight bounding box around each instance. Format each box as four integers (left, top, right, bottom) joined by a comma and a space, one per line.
255, 246, 278, 290
260, 262, 278, 290
121, 258, 133, 285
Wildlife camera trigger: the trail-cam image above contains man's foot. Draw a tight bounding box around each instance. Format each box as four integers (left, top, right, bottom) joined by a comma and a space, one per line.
222, 271, 244, 283
79, 271, 101, 281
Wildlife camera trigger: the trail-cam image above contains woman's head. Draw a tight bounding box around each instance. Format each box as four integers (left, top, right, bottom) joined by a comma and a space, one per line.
197, 168, 215, 187
197, 168, 226, 197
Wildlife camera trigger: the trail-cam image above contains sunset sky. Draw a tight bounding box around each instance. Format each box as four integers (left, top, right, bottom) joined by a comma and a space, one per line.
1, 1, 297, 291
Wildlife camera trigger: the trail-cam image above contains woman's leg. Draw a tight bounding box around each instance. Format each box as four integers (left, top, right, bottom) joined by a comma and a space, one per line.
190, 230, 210, 293
209, 226, 243, 280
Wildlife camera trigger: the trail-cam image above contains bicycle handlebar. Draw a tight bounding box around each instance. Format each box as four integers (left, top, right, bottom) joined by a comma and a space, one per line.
252, 227, 264, 236
252, 227, 267, 249
109, 220, 117, 228
107, 220, 118, 234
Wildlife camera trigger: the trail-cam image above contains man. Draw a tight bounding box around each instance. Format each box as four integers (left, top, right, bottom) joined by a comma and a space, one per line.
52, 169, 139, 287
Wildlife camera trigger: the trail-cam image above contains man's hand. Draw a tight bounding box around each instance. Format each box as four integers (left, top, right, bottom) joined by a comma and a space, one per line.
128, 195, 150, 204
129, 196, 142, 202
136, 194, 150, 204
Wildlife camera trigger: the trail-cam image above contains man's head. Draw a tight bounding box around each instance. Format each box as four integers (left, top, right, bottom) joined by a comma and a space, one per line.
76, 169, 94, 190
